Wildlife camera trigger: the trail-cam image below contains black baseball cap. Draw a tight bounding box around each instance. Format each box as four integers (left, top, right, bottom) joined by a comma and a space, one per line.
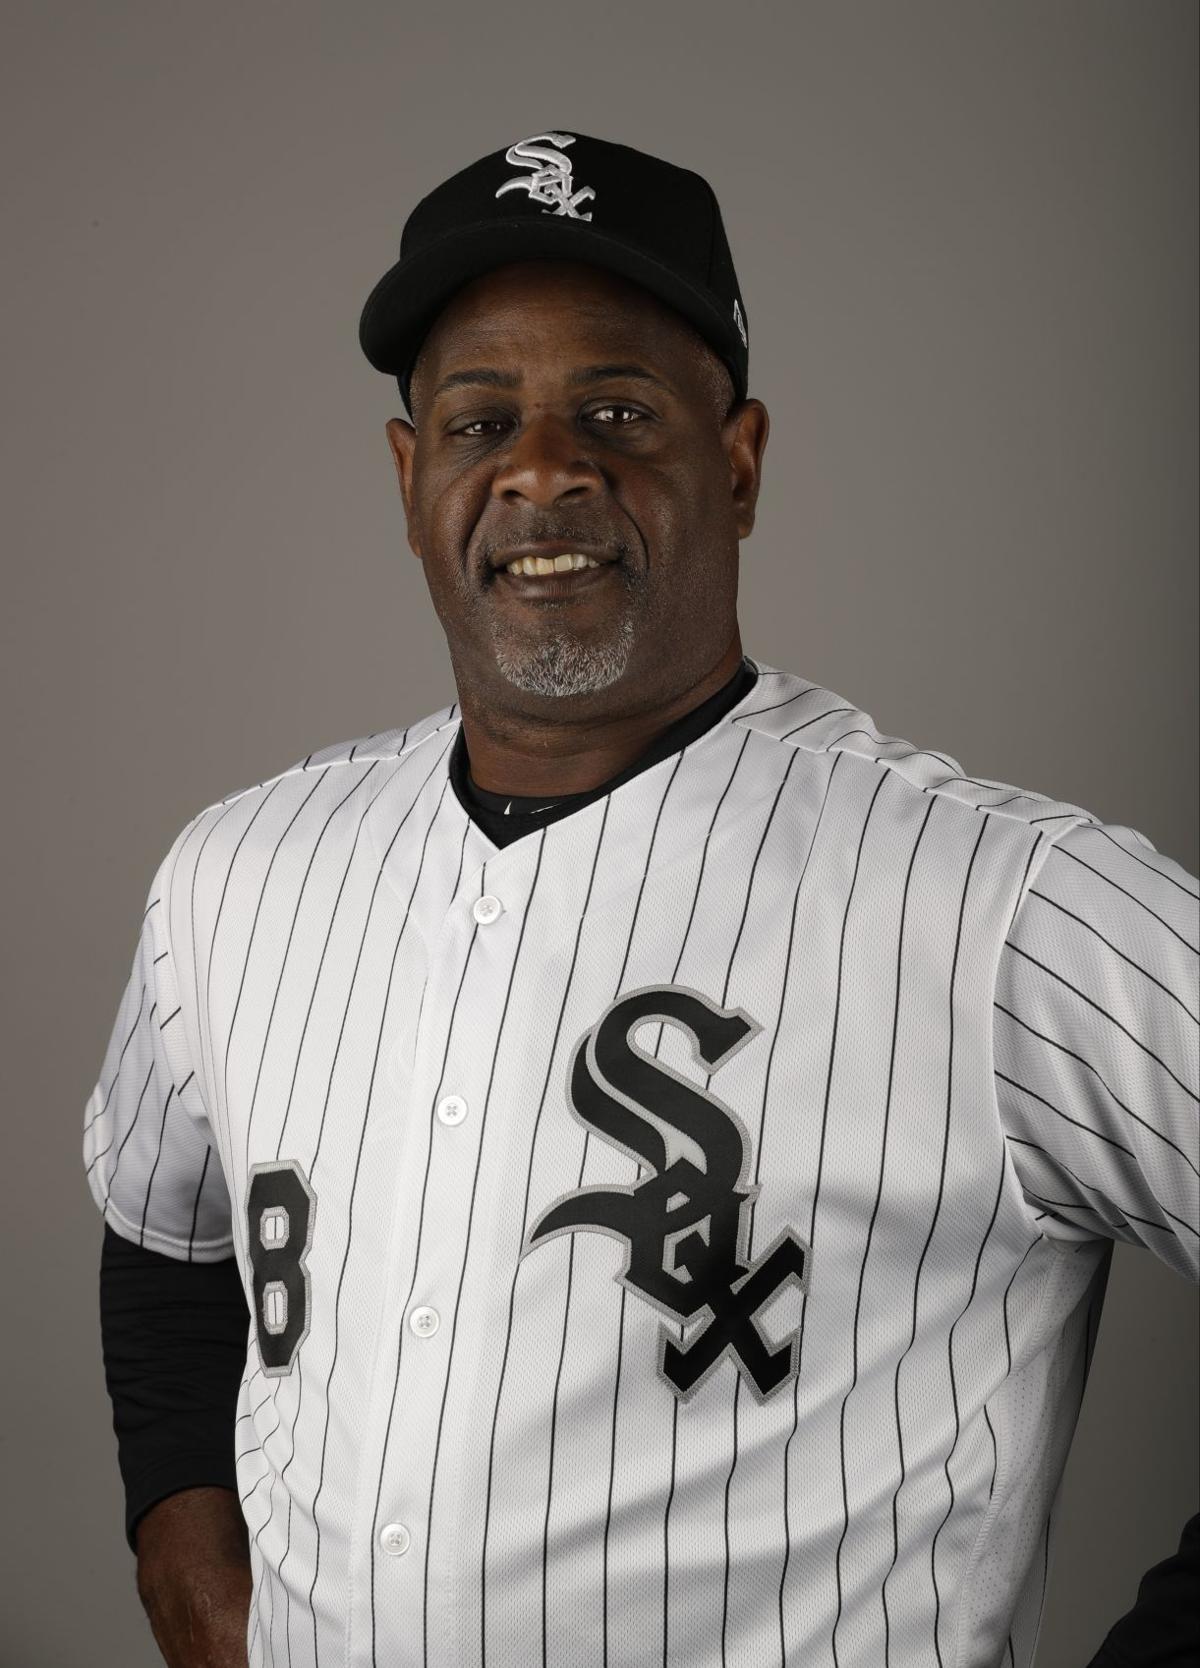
358, 129, 750, 416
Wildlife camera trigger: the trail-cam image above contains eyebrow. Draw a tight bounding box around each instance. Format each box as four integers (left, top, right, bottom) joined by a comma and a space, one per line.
430, 362, 674, 401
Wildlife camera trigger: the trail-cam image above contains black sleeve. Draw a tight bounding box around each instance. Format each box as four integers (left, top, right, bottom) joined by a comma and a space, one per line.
1087, 1510, 1200, 1667
99, 1224, 250, 1551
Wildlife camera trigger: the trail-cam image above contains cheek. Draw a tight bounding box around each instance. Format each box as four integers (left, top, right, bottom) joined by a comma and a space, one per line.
636, 461, 731, 569
412, 468, 485, 575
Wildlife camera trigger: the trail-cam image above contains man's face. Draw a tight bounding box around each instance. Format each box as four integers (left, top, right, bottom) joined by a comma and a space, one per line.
386, 260, 768, 719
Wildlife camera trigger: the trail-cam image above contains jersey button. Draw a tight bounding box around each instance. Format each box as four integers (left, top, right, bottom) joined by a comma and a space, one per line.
379, 1522, 411, 1557
436, 1094, 468, 1126
472, 894, 503, 925
409, 1305, 440, 1337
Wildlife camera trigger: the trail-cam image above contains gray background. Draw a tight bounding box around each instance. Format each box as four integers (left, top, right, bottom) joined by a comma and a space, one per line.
1, 3, 1196, 1664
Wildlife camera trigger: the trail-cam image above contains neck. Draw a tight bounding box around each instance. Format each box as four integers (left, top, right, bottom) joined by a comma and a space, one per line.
456, 635, 745, 797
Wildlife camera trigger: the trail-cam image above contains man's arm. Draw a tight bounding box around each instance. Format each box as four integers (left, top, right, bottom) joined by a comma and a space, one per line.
995, 818, 1199, 1657
85, 835, 250, 1661
101, 1224, 252, 1666
135, 1489, 252, 1668
1086, 1509, 1200, 1667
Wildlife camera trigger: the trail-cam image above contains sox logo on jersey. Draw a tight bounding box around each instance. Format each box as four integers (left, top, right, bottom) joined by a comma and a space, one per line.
524, 985, 809, 1400
243, 984, 811, 1401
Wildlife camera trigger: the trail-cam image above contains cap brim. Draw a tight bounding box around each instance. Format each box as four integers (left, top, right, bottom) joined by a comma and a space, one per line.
358, 217, 744, 401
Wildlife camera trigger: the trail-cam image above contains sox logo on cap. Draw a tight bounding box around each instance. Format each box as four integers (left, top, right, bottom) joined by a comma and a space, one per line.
495, 131, 596, 220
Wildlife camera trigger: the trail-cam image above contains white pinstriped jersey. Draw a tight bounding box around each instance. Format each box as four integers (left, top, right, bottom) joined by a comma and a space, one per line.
84, 661, 1199, 1668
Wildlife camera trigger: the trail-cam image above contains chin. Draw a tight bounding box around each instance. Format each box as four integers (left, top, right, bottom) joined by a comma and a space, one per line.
492, 621, 636, 700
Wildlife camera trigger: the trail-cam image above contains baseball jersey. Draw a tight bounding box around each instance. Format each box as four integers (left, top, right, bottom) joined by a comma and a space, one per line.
83, 660, 1200, 1668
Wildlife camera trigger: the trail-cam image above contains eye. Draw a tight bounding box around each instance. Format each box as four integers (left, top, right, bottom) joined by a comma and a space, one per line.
586, 403, 647, 426
452, 417, 508, 438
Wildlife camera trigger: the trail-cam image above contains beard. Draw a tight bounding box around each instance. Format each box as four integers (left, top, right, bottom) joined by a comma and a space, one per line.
492, 611, 636, 697
480, 552, 646, 698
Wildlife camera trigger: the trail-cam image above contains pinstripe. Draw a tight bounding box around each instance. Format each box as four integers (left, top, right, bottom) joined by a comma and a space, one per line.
1006, 836, 1044, 937
269, 766, 394, 1159
1011, 1138, 1200, 1239
805, 769, 902, 1392
930, 1144, 1007, 1665
237, 1390, 276, 1429
479, 800, 612, 1668
1083, 822, 1199, 899
1024, 885, 1199, 1023
423, 833, 548, 1668
831, 793, 936, 1664
84, 977, 149, 1140
535, 754, 690, 1667
1053, 842, 1199, 953
983, 1407, 998, 1501
704, 750, 800, 1666
710, 747, 845, 1668
138, 1083, 177, 1245
215, 767, 329, 1182
881, 811, 989, 1663
1022, 1187, 1179, 1236
735, 681, 829, 725
781, 769, 892, 1664
231, 760, 416, 1660
783, 703, 855, 739
581, 736, 755, 1664
93, 1047, 156, 1188
369, 864, 490, 1665
994, 1067, 1138, 1160
602, 736, 755, 1667
1005, 941, 1199, 1101
312, 765, 451, 1171
241, 1418, 283, 1505
261, 753, 444, 1668
307, 776, 454, 1657
191, 784, 287, 1249
994, 1005, 1199, 1174
187, 1146, 213, 1260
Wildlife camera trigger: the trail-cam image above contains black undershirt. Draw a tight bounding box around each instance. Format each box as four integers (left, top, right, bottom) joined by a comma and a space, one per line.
450, 656, 759, 848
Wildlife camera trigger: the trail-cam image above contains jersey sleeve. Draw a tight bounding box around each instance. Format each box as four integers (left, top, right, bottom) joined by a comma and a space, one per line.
83, 833, 234, 1263
994, 819, 1200, 1280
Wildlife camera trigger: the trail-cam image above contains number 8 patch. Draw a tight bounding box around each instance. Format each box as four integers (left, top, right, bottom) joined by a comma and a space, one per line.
246, 1160, 316, 1375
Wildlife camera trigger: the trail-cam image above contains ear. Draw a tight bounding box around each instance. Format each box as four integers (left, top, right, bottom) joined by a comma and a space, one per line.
385, 418, 423, 559
721, 398, 770, 539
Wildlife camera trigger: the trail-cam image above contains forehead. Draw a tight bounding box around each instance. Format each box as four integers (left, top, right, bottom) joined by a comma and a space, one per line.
419, 260, 700, 370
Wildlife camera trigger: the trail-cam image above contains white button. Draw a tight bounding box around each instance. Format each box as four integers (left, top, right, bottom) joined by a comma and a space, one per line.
409, 1305, 440, 1337
379, 1522, 411, 1557
436, 1094, 468, 1127
472, 894, 503, 925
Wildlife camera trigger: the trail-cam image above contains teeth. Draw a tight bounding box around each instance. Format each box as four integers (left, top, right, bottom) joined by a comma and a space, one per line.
505, 553, 601, 576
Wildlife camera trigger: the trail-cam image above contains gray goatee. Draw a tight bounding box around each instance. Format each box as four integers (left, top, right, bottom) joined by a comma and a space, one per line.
493, 614, 635, 698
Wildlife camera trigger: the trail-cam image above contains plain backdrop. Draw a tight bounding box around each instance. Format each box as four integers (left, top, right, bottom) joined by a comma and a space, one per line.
1, 3, 1196, 1664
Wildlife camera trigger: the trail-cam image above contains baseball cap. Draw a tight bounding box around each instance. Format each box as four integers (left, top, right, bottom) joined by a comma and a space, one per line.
358, 129, 750, 416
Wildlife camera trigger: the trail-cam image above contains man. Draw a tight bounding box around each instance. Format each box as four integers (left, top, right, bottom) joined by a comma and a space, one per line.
86, 130, 1198, 1667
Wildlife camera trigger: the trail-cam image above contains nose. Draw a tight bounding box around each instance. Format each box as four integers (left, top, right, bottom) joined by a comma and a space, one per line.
490, 411, 602, 509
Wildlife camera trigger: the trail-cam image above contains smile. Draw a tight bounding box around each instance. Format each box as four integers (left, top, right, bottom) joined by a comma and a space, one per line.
503, 553, 602, 576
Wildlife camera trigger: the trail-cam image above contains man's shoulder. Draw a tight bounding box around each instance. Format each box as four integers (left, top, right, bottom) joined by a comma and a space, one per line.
162, 697, 462, 867
739, 661, 1099, 845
